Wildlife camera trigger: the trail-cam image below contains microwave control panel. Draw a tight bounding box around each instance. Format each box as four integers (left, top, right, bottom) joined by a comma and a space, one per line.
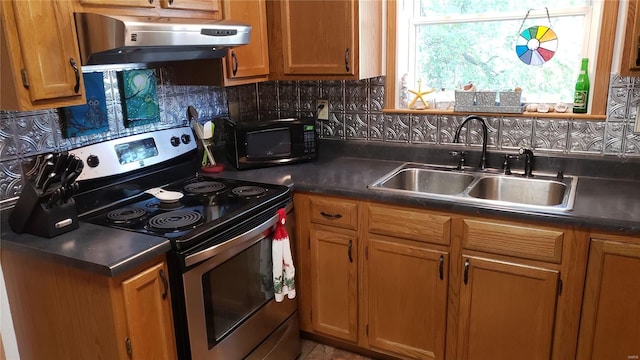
303, 124, 316, 154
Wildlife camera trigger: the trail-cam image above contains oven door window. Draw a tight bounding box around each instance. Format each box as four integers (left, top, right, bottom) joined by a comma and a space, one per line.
202, 237, 274, 348
246, 128, 291, 158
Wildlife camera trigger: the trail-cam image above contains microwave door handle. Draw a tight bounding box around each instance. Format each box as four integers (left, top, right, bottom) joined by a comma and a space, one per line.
185, 212, 279, 267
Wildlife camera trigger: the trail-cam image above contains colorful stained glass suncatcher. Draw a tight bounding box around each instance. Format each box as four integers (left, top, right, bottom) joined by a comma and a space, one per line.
515, 25, 558, 66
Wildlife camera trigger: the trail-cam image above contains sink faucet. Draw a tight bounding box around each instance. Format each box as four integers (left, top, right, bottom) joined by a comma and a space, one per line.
519, 148, 535, 177
502, 148, 535, 177
453, 115, 488, 170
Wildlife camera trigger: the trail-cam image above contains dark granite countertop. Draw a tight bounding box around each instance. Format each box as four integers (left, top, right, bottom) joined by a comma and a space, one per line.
2, 139, 639, 278
1, 213, 170, 277
213, 141, 640, 235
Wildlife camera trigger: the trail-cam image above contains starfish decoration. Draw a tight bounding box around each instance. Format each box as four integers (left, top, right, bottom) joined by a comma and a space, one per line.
408, 79, 436, 109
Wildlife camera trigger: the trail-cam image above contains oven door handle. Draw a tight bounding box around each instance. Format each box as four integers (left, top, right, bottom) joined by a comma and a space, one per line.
185, 211, 279, 267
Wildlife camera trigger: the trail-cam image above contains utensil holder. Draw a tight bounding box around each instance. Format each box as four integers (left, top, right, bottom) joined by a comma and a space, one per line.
8, 182, 79, 238
197, 137, 215, 166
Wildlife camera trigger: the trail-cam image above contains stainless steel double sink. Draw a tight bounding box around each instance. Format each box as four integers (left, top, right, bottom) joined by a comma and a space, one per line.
368, 162, 578, 211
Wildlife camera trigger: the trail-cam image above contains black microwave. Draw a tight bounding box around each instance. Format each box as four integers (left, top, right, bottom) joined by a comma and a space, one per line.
224, 117, 318, 170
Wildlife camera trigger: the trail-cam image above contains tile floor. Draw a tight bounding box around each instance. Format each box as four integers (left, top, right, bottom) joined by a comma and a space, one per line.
299, 339, 373, 360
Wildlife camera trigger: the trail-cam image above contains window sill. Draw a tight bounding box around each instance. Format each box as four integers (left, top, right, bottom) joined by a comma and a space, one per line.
383, 108, 606, 120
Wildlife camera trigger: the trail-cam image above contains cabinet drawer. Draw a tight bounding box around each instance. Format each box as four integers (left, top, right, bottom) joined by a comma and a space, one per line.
310, 197, 358, 230
461, 219, 564, 263
367, 203, 451, 245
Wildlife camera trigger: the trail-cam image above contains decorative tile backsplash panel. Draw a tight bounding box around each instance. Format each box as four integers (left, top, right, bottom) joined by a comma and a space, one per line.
236, 74, 640, 158
2, 72, 640, 203
0, 68, 227, 203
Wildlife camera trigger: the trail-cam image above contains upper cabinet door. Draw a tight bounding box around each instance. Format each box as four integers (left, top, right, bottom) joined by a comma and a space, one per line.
621, 0, 640, 76
280, 0, 356, 75
2, 0, 84, 108
224, 0, 270, 82
78, 0, 155, 8
159, 0, 220, 12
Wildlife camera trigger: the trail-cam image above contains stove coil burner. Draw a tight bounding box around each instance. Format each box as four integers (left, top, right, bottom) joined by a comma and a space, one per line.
231, 186, 267, 198
148, 210, 204, 231
150, 201, 184, 211
107, 207, 147, 224
184, 181, 227, 194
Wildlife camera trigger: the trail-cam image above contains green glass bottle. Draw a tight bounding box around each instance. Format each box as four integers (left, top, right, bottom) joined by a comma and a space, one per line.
573, 58, 590, 113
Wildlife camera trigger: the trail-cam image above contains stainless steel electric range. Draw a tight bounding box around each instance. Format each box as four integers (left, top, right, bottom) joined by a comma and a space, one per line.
73, 126, 301, 360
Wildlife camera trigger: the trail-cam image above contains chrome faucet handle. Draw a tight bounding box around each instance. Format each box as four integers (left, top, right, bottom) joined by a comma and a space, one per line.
449, 150, 467, 170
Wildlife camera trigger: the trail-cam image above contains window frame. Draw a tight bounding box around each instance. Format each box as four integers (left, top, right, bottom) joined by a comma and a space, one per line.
383, 0, 620, 117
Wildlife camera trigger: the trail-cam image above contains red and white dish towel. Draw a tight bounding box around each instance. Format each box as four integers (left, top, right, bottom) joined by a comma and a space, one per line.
273, 208, 296, 302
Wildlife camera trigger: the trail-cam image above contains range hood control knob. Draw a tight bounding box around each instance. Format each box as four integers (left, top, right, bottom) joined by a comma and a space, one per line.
87, 155, 100, 168
171, 136, 180, 147
181, 134, 191, 144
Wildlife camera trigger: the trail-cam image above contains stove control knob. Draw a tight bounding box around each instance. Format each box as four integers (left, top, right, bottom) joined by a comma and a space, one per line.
170, 136, 180, 147
87, 155, 100, 168
181, 134, 191, 144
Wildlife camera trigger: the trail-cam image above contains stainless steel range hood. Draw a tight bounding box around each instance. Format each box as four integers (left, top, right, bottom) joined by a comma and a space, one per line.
74, 13, 251, 65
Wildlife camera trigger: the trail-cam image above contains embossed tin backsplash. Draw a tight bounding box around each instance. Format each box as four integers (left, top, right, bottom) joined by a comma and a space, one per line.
0, 69, 228, 202
2, 73, 640, 203
227, 74, 640, 155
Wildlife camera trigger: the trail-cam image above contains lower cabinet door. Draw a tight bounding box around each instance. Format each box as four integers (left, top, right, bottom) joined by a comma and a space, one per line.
121, 261, 177, 360
367, 236, 448, 360
457, 255, 559, 360
309, 225, 358, 342
577, 239, 640, 359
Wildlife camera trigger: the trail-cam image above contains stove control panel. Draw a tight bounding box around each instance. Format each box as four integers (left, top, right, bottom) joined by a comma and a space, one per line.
73, 127, 197, 181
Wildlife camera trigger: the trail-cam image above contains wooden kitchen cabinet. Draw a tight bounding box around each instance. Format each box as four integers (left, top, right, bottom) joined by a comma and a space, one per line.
296, 194, 359, 343
78, 0, 155, 8
295, 194, 589, 360
158, 0, 220, 12
577, 234, 640, 359
266, 0, 385, 80
364, 203, 451, 360
1, 249, 176, 360
620, 0, 640, 76
309, 225, 359, 342
76, 0, 222, 18
456, 256, 559, 360
0, 0, 86, 111
223, 0, 270, 86
121, 262, 177, 359
449, 217, 589, 360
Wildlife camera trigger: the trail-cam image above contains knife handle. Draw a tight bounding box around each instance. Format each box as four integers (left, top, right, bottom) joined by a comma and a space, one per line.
53, 152, 69, 178
35, 161, 55, 188
41, 172, 56, 193
46, 188, 61, 208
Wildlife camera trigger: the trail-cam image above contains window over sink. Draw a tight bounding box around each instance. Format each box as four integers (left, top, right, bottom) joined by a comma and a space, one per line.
388, 0, 616, 115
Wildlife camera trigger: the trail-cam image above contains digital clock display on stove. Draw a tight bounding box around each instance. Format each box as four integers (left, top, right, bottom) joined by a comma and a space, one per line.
114, 138, 159, 165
